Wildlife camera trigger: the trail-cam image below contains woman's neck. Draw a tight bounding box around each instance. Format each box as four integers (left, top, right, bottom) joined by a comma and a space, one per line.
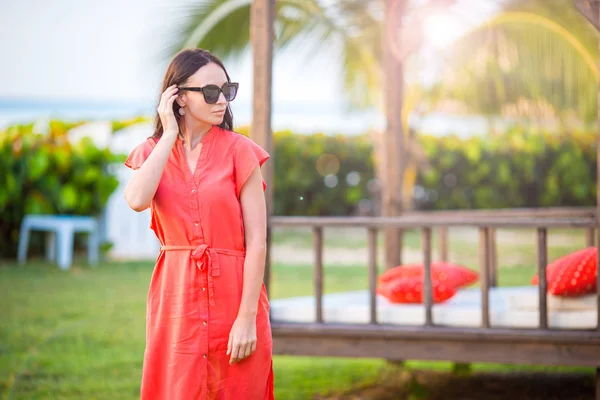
180, 119, 212, 150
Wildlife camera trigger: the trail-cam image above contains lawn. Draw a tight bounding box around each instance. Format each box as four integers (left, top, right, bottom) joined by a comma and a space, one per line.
1, 226, 596, 399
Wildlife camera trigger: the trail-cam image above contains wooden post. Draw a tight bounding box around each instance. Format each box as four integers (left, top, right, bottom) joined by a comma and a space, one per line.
487, 228, 497, 287
313, 227, 324, 323
574, 0, 600, 31
586, 228, 595, 247
382, 0, 407, 269
596, 367, 600, 400
597, 0, 600, 338
438, 227, 448, 261
537, 228, 548, 330
479, 227, 490, 328
250, 0, 275, 296
597, 0, 600, 381
368, 228, 378, 324
422, 227, 433, 326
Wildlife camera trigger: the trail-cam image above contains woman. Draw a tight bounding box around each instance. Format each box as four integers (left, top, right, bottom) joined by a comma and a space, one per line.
124, 48, 274, 399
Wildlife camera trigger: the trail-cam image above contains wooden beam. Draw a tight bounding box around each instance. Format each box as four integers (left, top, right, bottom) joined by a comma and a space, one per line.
272, 332, 600, 367
272, 322, 600, 343
250, 0, 275, 295
269, 215, 595, 228
382, 0, 407, 269
271, 323, 600, 367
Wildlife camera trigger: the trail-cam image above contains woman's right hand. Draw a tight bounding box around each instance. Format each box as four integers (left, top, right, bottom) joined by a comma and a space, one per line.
157, 84, 180, 137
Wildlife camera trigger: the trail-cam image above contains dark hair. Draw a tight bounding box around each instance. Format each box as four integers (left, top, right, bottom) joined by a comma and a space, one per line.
152, 48, 234, 139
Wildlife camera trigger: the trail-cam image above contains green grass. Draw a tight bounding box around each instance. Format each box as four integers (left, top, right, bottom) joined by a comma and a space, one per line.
0, 259, 392, 400
1, 225, 595, 399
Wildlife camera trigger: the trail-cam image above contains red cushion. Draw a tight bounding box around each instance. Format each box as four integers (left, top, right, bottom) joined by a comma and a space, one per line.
378, 261, 479, 289
531, 251, 579, 285
377, 276, 456, 304
531, 247, 597, 296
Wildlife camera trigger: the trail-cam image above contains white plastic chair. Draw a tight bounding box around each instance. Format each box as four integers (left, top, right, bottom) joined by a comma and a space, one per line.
17, 215, 99, 270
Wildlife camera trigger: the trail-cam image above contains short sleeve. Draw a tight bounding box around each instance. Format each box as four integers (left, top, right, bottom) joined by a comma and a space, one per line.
234, 135, 270, 197
124, 139, 156, 170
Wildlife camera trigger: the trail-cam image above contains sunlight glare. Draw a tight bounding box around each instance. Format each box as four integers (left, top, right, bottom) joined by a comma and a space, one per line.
423, 13, 464, 48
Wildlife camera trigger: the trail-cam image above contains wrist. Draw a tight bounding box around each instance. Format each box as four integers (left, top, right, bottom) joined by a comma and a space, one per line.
237, 309, 257, 319
163, 130, 179, 139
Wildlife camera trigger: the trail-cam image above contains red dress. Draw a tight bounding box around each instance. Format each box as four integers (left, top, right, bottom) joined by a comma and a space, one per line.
125, 125, 274, 399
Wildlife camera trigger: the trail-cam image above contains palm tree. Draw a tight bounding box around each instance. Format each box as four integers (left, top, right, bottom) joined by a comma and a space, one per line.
168, 0, 597, 122
423, 0, 599, 131
168, 0, 382, 110
167, 0, 598, 268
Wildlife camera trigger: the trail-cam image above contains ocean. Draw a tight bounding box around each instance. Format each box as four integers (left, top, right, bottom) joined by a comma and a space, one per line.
0, 98, 489, 137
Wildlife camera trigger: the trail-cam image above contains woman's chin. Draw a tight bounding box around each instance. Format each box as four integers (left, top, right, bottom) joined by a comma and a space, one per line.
210, 114, 225, 125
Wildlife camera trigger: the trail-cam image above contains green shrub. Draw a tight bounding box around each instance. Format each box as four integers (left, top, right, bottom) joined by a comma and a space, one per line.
0, 120, 125, 258
236, 127, 377, 216
2, 119, 596, 260
416, 128, 596, 210
239, 126, 595, 215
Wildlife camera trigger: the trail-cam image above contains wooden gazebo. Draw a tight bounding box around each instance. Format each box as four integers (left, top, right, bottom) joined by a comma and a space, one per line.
249, 0, 600, 397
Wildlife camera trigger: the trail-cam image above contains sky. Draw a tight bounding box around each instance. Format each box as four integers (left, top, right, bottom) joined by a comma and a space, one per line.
0, 0, 500, 134
0, 0, 341, 104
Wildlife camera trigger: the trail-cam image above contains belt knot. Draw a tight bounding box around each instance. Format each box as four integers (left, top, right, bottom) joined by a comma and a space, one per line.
160, 244, 245, 306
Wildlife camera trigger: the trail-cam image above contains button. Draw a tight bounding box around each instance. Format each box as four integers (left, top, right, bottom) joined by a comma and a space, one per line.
203, 321, 207, 326
202, 287, 206, 292
191, 189, 196, 194
203, 354, 207, 358
194, 222, 199, 227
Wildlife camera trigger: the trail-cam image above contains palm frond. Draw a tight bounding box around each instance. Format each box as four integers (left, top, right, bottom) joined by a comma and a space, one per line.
425, 2, 599, 124
164, 0, 385, 109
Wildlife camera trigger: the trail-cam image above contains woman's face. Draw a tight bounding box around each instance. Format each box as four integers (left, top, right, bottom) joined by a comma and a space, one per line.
177, 62, 229, 126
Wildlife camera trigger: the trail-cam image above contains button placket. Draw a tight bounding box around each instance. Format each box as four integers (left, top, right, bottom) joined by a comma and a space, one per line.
188, 179, 203, 239
184, 129, 213, 370
199, 271, 209, 365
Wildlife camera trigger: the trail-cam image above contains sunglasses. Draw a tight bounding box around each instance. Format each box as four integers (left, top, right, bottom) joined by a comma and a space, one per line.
178, 82, 239, 104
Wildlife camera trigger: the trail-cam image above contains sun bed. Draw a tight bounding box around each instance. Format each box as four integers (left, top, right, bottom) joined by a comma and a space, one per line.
267, 211, 600, 398
271, 286, 598, 329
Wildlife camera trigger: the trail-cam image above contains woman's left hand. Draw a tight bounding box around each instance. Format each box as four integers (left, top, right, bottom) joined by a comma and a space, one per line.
227, 315, 257, 365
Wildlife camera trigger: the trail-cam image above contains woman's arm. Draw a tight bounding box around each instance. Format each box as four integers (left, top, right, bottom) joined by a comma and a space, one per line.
227, 165, 267, 364
125, 84, 180, 212
124, 132, 177, 212
238, 165, 268, 315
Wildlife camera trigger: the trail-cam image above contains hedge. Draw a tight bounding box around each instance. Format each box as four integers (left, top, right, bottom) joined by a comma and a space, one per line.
2, 121, 595, 258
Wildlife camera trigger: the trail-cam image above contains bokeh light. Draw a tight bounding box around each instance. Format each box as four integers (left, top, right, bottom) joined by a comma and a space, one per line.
324, 174, 339, 188
346, 171, 361, 186
316, 153, 340, 177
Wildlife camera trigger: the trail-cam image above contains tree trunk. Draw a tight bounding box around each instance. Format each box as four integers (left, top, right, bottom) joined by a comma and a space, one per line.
596, 0, 600, 341
250, 0, 275, 294
382, 0, 407, 269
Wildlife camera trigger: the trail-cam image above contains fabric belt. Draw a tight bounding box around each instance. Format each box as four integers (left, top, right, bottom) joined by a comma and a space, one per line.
160, 244, 245, 306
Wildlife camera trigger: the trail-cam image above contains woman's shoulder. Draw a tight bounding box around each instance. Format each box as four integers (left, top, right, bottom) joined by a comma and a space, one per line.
125, 137, 158, 170
129, 137, 157, 153
132, 136, 158, 149
216, 127, 259, 149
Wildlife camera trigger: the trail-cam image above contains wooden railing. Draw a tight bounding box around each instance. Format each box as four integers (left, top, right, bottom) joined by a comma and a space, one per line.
268, 207, 600, 332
